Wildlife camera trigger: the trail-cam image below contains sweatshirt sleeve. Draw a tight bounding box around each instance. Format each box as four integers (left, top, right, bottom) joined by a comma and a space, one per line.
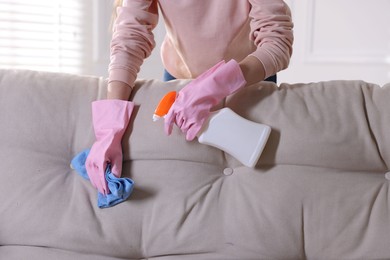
248, 0, 294, 78
109, 0, 158, 87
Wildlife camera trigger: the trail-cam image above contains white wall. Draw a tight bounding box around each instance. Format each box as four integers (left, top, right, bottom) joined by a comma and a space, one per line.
92, 1, 390, 85
279, 0, 390, 85
91, 0, 111, 78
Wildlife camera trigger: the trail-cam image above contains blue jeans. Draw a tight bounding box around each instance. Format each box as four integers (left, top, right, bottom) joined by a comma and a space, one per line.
163, 69, 277, 83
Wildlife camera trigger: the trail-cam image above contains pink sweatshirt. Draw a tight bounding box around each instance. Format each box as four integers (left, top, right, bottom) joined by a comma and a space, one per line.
109, 0, 293, 87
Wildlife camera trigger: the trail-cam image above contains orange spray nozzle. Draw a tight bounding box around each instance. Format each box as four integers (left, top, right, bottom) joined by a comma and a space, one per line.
153, 91, 177, 121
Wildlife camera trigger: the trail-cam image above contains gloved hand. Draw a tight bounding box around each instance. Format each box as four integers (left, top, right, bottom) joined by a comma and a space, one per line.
86, 99, 134, 195
164, 60, 247, 141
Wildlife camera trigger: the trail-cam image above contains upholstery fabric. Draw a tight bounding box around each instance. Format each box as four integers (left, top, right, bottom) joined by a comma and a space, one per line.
0, 69, 389, 259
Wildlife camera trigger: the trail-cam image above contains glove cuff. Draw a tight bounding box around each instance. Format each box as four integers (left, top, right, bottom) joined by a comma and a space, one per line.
213, 59, 247, 96
91, 100, 134, 140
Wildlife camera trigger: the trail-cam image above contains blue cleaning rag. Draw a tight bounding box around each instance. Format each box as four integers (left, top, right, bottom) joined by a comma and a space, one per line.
71, 149, 134, 208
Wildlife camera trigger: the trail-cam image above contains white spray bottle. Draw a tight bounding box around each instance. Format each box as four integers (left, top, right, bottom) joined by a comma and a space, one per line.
153, 91, 271, 168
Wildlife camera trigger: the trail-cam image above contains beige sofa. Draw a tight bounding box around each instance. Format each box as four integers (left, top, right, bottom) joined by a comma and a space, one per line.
0, 69, 389, 260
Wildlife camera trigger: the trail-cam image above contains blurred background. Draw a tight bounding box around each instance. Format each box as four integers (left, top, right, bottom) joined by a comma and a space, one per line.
1, 0, 389, 85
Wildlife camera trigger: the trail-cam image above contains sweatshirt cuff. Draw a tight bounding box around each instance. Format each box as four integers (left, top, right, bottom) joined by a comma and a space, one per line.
249, 50, 278, 79
108, 68, 137, 88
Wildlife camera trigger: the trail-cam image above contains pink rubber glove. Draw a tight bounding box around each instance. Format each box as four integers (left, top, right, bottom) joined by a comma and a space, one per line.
164, 60, 246, 141
86, 100, 134, 195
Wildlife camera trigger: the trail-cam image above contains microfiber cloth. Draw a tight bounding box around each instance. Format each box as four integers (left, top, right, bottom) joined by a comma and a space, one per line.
71, 149, 134, 208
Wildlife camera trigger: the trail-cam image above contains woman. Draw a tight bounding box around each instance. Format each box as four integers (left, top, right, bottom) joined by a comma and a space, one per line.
86, 0, 294, 195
